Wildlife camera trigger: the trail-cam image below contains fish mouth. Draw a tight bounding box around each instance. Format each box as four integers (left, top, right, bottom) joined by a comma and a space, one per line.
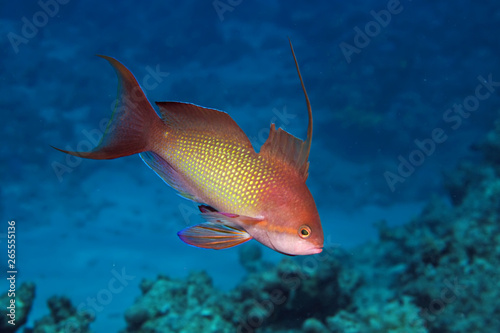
309, 247, 323, 254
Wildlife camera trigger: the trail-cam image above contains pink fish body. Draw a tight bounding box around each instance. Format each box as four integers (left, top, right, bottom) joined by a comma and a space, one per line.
54, 41, 323, 256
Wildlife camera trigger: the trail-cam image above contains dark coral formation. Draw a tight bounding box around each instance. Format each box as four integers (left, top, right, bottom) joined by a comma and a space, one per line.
32, 296, 94, 333
120, 247, 362, 333
232, 248, 363, 332
0, 282, 35, 333
121, 271, 231, 332
118, 246, 425, 333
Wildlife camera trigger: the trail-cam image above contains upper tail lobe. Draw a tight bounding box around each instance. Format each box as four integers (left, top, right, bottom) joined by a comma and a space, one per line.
52, 55, 163, 160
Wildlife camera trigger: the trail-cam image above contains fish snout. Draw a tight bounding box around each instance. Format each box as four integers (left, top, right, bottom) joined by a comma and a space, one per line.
309, 246, 323, 254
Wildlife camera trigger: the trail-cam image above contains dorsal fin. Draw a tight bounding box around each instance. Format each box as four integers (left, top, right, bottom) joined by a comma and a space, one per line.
155, 101, 255, 151
260, 40, 313, 180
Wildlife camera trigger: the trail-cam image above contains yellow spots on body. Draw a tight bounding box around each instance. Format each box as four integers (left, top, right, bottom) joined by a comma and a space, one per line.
164, 131, 283, 212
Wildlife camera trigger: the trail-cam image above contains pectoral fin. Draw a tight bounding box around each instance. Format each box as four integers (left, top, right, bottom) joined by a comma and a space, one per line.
177, 222, 252, 250
198, 206, 263, 228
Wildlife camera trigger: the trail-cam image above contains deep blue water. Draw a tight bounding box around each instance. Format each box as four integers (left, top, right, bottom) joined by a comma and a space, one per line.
1, 0, 499, 331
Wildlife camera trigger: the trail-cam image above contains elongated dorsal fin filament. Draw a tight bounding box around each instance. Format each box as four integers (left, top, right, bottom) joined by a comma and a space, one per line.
289, 38, 313, 164
259, 40, 313, 180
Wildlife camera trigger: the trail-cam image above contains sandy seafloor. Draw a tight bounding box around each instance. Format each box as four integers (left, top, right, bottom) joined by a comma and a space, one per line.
1, 0, 500, 331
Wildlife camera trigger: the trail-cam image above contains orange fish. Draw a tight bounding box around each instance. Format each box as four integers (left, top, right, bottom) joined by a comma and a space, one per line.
54, 41, 323, 255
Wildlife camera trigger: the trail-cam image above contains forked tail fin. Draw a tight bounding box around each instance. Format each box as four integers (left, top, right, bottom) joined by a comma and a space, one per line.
52, 55, 162, 159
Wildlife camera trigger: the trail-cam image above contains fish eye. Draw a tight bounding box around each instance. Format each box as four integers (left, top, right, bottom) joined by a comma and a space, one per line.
298, 225, 311, 239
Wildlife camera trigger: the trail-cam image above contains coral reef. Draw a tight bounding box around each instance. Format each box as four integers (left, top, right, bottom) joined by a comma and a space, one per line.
325, 290, 426, 333
233, 247, 363, 333
119, 244, 427, 333
32, 296, 94, 333
121, 271, 233, 333
119, 246, 362, 333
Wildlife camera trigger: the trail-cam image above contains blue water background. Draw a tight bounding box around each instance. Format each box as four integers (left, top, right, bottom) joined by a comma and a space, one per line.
1, 0, 499, 331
